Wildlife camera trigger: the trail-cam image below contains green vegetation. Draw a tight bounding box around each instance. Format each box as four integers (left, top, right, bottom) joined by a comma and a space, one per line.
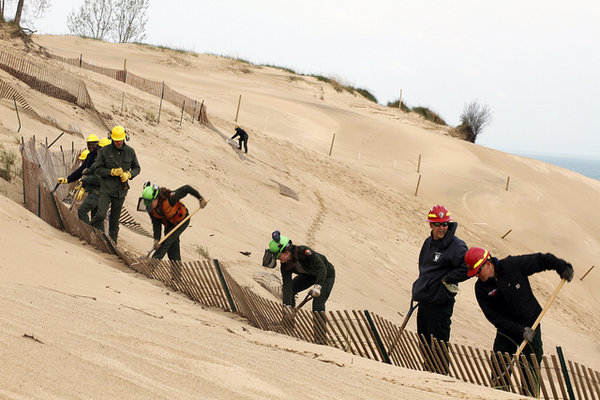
194, 244, 211, 260
386, 99, 447, 126
412, 107, 447, 126
0, 144, 18, 182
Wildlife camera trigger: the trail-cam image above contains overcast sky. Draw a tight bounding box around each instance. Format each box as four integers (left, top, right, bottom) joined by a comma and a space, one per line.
16, 0, 600, 158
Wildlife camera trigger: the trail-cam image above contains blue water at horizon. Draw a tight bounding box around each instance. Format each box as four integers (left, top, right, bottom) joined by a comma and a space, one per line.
516, 153, 600, 181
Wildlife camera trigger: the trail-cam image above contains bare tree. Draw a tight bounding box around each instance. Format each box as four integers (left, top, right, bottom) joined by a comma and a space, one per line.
67, 0, 113, 40
9, 0, 49, 26
112, 0, 148, 43
459, 100, 493, 143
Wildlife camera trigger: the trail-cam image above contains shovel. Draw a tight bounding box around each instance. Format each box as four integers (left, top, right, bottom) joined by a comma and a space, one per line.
146, 203, 207, 258
514, 278, 567, 361
387, 299, 419, 357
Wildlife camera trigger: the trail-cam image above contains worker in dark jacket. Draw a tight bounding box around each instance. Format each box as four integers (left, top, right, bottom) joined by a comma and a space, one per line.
263, 230, 335, 344
411, 204, 468, 374
465, 247, 574, 393
90, 126, 140, 243
231, 125, 249, 153
142, 182, 208, 261
56, 134, 100, 187
77, 137, 111, 223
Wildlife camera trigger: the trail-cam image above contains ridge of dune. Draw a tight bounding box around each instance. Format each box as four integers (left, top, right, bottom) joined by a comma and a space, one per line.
1, 31, 599, 397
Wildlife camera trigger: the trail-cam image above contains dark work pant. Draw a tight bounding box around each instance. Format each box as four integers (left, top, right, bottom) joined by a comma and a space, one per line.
290, 274, 335, 344
237, 138, 248, 153
416, 299, 455, 374
77, 192, 98, 224
90, 193, 125, 243
491, 326, 542, 396
152, 219, 190, 262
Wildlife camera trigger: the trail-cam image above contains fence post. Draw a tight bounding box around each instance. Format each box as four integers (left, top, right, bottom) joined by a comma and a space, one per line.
49, 192, 64, 230
398, 89, 403, 110
191, 100, 196, 123
47, 132, 64, 149
213, 259, 237, 313
417, 154, 421, 173
120, 92, 125, 114
21, 136, 26, 205
505, 176, 510, 191
234, 94, 242, 122
79, 53, 82, 68
157, 81, 164, 124
13, 96, 21, 133
556, 346, 576, 400
414, 174, 422, 196
179, 100, 185, 127
37, 185, 41, 218
328, 133, 336, 156
364, 310, 391, 364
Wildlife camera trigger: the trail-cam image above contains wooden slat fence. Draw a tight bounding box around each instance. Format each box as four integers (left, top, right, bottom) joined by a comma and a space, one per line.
47, 52, 213, 127
17, 139, 600, 399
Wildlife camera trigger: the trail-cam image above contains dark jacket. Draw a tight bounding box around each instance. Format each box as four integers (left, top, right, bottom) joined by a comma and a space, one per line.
148, 185, 202, 239
231, 127, 248, 141
475, 253, 571, 340
91, 142, 140, 198
411, 222, 468, 305
67, 149, 98, 183
281, 245, 335, 306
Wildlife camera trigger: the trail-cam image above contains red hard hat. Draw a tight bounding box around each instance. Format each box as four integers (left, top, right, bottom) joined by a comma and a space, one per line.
465, 247, 491, 277
426, 205, 452, 223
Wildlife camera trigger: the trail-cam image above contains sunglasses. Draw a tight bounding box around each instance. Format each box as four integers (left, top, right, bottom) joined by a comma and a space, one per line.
432, 222, 449, 227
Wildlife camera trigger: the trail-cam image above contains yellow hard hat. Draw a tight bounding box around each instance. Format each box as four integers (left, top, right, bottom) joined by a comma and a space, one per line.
98, 137, 111, 147
86, 134, 99, 143
111, 126, 126, 141
79, 149, 90, 160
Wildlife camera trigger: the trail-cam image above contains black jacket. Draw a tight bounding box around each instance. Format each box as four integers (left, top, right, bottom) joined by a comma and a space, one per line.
281, 245, 335, 306
231, 127, 248, 140
411, 222, 468, 305
67, 149, 98, 183
475, 253, 571, 340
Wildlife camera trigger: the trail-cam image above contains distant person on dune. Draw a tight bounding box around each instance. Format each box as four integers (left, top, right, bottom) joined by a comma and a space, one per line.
411, 204, 469, 374
465, 247, 574, 394
230, 125, 249, 153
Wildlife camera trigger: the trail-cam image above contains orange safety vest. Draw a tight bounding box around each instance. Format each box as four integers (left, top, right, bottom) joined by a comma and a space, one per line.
151, 198, 188, 226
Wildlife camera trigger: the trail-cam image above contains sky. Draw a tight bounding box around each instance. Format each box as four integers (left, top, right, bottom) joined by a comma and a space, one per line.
11, 0, 600, 158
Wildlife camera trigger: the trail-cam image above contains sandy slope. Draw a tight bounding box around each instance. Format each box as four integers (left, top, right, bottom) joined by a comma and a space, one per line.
0, 32, 598, 397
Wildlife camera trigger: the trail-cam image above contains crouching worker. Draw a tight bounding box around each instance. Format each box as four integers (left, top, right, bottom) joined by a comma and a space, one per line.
465, 247, 574, 395
142, 182, 208, 264
262, 230, 335, 344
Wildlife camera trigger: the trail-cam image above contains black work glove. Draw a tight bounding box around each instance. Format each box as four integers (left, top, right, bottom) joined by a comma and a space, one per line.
523, 327, 535, 342
559, 264, 574, 282
82, 168, 90, 175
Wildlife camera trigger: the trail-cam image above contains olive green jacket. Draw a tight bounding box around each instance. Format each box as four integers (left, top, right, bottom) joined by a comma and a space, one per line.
281, 245, 336, 306
91, 142, 141, 198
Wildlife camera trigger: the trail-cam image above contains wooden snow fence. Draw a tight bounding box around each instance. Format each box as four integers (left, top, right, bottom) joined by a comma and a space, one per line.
47, 52, 212, 127
17, 140, 600, 400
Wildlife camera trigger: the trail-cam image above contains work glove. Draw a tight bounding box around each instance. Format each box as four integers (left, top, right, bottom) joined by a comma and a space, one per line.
110, 167, 123, 176
120, 171, 132, 183
523, 326, 535, 342
82, 168, 90, 175
442, 280, 459, 294
76, 187, 85, 201
308, 284, 322, 298
57, 177, 68, 184
559, 264, 574, 282
199, 197, 208, 209
282, 304, 295, 322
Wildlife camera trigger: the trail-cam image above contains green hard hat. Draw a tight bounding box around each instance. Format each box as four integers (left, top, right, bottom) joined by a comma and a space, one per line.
268, 231, 290, 258
142, 184, 159, 205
